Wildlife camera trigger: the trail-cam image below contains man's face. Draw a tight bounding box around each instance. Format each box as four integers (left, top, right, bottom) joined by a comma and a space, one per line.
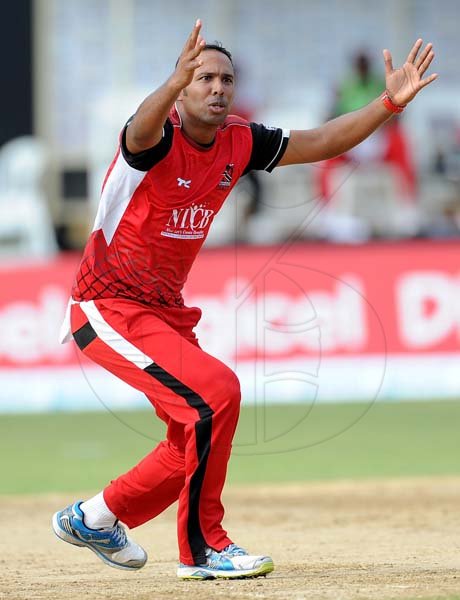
179, 50, 235, 126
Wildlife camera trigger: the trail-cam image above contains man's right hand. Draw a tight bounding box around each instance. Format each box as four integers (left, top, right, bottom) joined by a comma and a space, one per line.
171, 19, 206, 91
125, 19, 206, 154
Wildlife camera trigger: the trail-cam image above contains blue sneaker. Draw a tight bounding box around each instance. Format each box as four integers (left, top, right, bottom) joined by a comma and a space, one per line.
177, 544, 274, 579
52, 501, 147, 571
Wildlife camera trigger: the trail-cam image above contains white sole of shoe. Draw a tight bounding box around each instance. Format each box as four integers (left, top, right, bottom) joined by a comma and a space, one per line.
177, 559, 274, 580
52, 512, 146, 571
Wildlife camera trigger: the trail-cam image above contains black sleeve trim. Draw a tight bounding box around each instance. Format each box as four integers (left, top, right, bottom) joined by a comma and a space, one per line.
243, 122, 290, 175
121, 117, 174, 171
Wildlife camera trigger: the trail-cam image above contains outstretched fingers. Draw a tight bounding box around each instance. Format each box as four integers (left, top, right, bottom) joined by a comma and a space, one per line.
414, 42, 432, 69
182, 19, 205, 57
418, 49, 435, 76
412, 40, 437, 89
195, 34, 206, 52
178, 19, 206, 72
187, 19, 202, 49
406, 38, 423, 63
382, 49, 393, 75
418, 72, 438, 89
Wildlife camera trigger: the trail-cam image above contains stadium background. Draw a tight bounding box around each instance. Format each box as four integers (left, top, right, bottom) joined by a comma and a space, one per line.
1, 1, 459, 599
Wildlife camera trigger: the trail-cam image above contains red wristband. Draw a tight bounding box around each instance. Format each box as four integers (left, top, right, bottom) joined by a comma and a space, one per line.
381, 91, 406, 114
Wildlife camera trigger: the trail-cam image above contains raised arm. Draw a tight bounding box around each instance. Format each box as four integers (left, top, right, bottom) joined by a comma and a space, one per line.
278, 39, 437, 166
125, 20, 206, 154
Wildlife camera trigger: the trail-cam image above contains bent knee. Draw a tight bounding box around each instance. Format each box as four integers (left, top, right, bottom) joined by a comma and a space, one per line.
206, 366, 241, 409
222, 368, 241, 404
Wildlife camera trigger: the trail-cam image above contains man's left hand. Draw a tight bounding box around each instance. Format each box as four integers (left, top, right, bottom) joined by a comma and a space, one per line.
383, 39, 438, 106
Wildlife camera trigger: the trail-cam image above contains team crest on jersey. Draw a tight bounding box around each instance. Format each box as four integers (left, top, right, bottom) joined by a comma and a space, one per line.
161, 202, 215, 240
218, 163, 234, 189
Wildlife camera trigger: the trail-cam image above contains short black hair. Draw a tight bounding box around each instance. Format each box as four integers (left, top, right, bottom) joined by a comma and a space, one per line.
202, 42, 233, 64
175, 42, 233, 68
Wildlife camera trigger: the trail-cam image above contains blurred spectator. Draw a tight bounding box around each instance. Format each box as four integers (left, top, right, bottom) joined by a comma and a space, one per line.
229, 62, 264, 242
231, 98, 264, 242
443, 125, 460, 183
428, 124, 460, 238
315, 51, 418, 241
426, 197, 460, 238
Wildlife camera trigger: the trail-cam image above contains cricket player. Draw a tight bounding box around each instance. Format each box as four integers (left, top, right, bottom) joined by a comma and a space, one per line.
52, 20, 436, 579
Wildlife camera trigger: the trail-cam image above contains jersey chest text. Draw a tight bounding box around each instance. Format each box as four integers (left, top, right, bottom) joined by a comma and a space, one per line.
143, 145, 241, 240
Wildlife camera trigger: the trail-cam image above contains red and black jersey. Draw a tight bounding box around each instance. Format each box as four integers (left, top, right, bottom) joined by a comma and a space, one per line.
71, 105, 289, 321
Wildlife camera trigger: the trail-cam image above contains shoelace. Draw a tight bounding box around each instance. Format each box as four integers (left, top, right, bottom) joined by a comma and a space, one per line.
222, 543, 248, 556
110, 524, 127, 547
196, 545, 249, 568
205, 550, 228, 568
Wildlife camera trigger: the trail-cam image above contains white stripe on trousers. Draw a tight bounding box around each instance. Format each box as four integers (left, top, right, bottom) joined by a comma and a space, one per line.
79, 300, 154, 370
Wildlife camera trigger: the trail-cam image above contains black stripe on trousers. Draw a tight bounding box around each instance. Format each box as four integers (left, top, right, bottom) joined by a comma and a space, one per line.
73, 320, 213, 565
73, 322, 97, 350
144, 363, 214, 565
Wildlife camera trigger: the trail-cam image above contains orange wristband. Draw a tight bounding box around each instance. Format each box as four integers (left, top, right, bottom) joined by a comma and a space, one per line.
381, 91, 406, 114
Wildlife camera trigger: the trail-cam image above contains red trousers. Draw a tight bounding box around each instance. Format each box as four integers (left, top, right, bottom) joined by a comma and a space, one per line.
70, 298, 241, 565
317, 121, 417, 202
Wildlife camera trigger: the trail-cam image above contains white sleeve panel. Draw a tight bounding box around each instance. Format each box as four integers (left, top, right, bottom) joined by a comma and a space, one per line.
92, 153, 147, 245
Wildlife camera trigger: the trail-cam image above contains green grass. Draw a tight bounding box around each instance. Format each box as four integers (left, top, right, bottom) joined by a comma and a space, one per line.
1, 400, 459, 494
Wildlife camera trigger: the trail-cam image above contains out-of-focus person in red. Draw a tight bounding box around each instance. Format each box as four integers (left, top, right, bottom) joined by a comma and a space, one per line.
229, 63, 264, 242
316, 51, 418, 239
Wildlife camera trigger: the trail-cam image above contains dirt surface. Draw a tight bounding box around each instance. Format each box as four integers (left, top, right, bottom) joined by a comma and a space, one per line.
1, 478, 460, 600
